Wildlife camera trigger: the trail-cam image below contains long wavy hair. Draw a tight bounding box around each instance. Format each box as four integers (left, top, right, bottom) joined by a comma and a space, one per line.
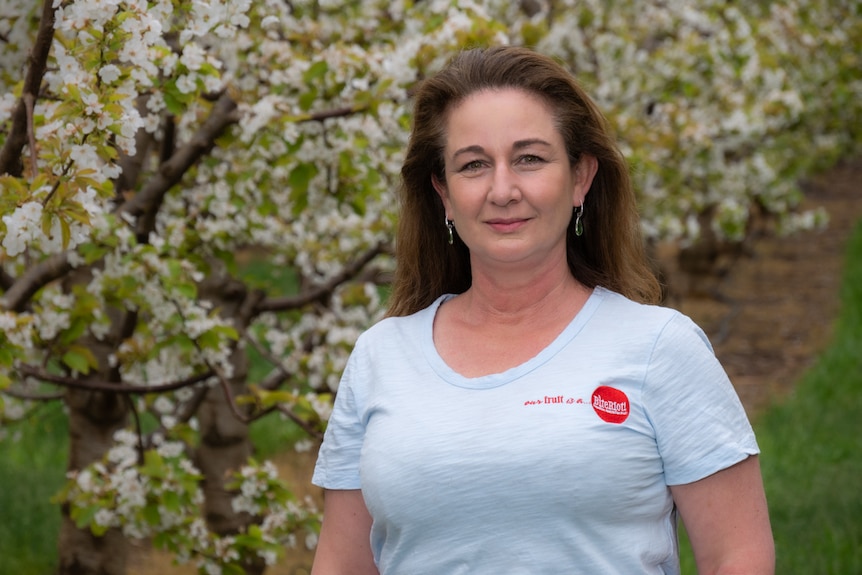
387, 46, 661, 317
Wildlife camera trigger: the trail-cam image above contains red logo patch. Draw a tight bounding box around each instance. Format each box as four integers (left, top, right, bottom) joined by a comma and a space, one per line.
591, 386, 630, 424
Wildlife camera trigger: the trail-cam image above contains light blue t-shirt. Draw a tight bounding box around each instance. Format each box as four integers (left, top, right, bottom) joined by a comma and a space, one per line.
312, 287, 759, 574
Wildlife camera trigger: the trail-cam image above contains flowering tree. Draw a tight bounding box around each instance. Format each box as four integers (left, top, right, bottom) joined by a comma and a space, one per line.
0, 0, 859, 574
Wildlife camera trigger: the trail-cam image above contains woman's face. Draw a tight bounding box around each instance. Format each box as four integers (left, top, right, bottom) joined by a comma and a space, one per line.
433, 88, 596, 273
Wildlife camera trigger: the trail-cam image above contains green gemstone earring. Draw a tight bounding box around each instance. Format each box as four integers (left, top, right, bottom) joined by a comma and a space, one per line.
574, 204, 584, 237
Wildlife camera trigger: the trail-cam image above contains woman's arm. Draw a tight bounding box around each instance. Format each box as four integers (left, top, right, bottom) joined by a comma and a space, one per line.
310, 489, 379, 575
670, 455, 774, 575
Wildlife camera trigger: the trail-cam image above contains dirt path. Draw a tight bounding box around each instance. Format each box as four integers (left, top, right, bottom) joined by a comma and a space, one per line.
128, 158, 862, 574
673, 157, 862, 415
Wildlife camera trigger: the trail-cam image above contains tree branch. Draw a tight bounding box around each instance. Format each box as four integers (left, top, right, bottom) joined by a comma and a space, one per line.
1, 386, 65, 401
301, 106, 358, 123
276, 404, 323, 440
16, 363, 215, 394
1, 93, 241, 312
0, 0, 56, 177
118, 92, 240, 223
256, 242, 386, 312
23, 93, 38, 178
175, 385, 209, 424
242, 330, 293, 391
0, 253, 73, 312
0, 268, 14, 291
212, 365, 254, 424
113, 95, 156, 201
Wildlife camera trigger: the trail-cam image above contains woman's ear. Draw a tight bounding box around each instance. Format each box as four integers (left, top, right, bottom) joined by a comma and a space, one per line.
573, 154, 598, 206
432, 173, 450, 211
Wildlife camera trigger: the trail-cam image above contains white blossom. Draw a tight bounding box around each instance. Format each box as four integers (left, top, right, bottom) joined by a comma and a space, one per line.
98, 64, 122, 83
2, 202, 44, 257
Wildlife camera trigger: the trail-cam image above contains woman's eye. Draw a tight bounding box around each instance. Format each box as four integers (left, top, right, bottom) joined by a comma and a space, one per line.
459, 160, 484, 172
520, 154, 545, 165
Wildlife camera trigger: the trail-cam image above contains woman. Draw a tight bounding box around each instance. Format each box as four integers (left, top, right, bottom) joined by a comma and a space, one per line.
311, 46, 774, 574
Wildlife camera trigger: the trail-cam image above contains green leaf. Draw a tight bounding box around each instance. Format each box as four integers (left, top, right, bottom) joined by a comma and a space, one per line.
223, 564, 246, 575
298, 86, 318, 111
163, 85, 186, 115
213, 324, 239, 340
142, 503, 161, 526
152, 531, 175, 551
167, 333, 196, 355
196, 330, 218, 350
0, 345, 15, 368
73, 504, 99, 530
256, 389, 298, 409
62, 347, 96, 374
303, 60, 329, 83
163, 489, 182, 513
142, 450, 167, 479
60, 317, 90, 346
288, 162, 318, 214
174, 281, 197, 300
167, 422, 200, 448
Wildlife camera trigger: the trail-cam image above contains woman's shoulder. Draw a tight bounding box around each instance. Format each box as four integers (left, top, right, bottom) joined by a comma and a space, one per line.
593, 286, 706, 339
594, 286, 680, 321
358, 294, 449, 344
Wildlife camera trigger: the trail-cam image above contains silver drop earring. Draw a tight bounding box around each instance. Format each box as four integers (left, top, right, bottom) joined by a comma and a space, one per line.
446, 217, 454, 245
574, 203, 584, 237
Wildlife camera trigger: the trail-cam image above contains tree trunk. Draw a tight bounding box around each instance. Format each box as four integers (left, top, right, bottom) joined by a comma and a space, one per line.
195, 376, 253, 535
194, 268, 265, 575
57, 387, 129, 575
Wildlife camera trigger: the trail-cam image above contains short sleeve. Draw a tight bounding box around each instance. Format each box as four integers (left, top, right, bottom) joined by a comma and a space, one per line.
643, 313, 759, 485
311, 347, 367, 490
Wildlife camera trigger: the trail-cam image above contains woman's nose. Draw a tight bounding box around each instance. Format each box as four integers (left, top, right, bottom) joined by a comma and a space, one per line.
488, 165, 521, 205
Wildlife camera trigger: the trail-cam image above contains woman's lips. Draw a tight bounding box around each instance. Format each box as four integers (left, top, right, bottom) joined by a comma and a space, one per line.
486, 218, 529, 232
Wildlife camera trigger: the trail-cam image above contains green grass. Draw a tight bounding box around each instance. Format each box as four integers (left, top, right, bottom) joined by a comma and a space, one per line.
3, 223, 862, 572
680, 219, 862, 573
249, 412, 308, 460
0, 402, 68, 574
755, 219, 862, 573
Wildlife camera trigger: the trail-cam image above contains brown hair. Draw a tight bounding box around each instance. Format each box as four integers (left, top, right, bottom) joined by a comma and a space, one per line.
387, 45, 661, 317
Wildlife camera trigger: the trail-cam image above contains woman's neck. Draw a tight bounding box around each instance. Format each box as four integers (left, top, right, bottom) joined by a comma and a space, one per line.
456, 261, 590, 328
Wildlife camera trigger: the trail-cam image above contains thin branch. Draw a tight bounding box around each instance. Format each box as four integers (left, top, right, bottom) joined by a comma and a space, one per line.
23, 93, 38, 178
123, 393, 146, 465
257, 242, 386, 312
1, 386, 65, 401
242, 330, 292, 391
204, 341, 318, 438
300, 106, 358, 123
175, 385, 209, 424
42, 158, 72, 207
258, 366, 291, 391
228, 380, 323, 440
16, 363, 215, 394
236, 286, 266, 329
210, 364, 253, 424
276, 404, 323, 440
0, 253, 73, 312
0, 0, 56, 177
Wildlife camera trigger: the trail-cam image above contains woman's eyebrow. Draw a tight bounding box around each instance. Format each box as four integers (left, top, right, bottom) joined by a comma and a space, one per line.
512, 138, 552, 150
452, 139, 552, 160
451, 144, 485, 161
